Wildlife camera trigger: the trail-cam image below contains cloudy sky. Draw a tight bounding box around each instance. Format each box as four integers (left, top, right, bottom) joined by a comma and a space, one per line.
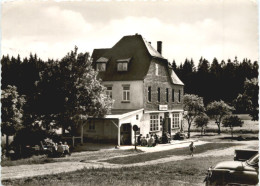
1, 0, 258, 65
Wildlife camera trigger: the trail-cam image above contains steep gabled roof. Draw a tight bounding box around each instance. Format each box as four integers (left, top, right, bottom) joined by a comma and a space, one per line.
91, 34, 184, 86
92, 34, 159, 81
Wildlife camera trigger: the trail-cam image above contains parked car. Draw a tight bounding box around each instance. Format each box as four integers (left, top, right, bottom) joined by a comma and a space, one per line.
204, 153, 259, 186
234, 149, 258, 161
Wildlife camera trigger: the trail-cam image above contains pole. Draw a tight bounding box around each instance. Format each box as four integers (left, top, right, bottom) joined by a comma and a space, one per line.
118, 122, 120, 146
134, 130, 137, 150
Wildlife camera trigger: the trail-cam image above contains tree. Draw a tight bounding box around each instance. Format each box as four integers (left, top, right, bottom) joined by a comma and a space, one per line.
206, 100, 234, 134
244, 78, 258, 120
233, 78, 258, 120
171, 60, 177, 71
233, 94, 251, 113
194, 113, 209, 135
183, 94, 205, 138
196, 57, 211, 103
222, 115, 243, 138
1, 85, 26, 152
39, 47, 113, 139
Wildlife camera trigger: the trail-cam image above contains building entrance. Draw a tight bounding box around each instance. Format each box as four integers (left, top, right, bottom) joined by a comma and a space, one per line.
120, 123, 132, 145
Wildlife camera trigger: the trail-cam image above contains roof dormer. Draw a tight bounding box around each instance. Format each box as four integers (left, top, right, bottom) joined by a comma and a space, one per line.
116, 58, 131, 72
96, 57, 109, 71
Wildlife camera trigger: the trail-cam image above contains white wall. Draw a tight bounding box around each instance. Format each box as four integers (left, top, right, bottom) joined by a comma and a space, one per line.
103, 80, 144, 109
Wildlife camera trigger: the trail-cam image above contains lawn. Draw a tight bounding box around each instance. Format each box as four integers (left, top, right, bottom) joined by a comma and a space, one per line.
1, 149, 140, 167
186, 115, 259, 134
2, 155, 234, 186
1, 155, 56, 167
103, 142, 239, 164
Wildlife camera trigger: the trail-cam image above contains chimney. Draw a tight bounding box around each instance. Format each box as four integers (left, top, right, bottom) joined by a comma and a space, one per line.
157, 41, 162, 54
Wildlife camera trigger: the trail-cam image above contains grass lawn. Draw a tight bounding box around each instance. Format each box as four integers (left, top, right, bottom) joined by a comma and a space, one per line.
103, 142, 239, 164
1, 155, 56, 167
1, 149, 139, 167
187, 115, 259, 134
2, 155, 234, 186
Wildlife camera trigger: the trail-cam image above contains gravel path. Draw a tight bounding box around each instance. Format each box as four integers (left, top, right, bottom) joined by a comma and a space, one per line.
1, 140, 258, 180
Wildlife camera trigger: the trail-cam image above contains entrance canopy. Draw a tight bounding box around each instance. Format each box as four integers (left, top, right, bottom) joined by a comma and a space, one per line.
105, 108, 144, 146
105, 108, 144, 121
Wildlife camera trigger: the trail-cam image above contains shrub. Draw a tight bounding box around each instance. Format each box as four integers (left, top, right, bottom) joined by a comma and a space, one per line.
222, 115, 244, 138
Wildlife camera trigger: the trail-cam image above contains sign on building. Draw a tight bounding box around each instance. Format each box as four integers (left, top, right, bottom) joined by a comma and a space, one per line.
159, 105, 168, 111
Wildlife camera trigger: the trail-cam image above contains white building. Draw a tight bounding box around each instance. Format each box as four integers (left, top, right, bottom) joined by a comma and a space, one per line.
79, 34, 184, 146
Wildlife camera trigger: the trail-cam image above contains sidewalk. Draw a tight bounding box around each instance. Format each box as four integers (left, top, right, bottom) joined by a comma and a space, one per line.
118, 139, 208, 152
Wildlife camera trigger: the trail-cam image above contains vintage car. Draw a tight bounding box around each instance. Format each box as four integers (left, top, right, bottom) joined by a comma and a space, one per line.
204, 153, 259, 186
234, 149, 258, 161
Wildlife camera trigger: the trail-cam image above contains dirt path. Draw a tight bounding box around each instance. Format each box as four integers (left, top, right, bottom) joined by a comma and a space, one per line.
1, 140, 258, 180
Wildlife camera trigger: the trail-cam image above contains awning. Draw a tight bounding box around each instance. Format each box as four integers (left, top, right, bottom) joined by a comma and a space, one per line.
105, 108, 144, 120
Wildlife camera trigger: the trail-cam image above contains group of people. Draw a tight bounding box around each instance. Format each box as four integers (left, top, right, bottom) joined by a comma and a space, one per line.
136, 134, 196, 156
43, 139, 70, 157
137, 134, 159, 147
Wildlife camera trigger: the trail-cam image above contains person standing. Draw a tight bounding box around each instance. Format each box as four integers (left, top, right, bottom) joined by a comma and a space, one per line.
154, 134, 159, 145
121, 134, 124, 145
137, 134, 142, 145
189, 141, 196, 156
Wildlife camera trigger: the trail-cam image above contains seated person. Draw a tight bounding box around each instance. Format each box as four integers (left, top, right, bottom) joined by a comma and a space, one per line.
148, 136, 155, 147
63, 141, 70, 155
57, 142, 64, 156
140, 137, 147, 146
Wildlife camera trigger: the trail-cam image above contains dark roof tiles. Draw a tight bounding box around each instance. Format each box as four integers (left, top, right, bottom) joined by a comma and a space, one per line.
91, 34, 184, 86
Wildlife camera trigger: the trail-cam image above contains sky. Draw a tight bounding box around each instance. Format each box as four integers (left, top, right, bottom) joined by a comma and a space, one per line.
1, 0, 258, 65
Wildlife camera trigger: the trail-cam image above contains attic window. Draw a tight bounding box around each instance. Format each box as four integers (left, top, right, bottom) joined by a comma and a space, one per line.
96, 63, 106, 71
96, 57, 109, 72
117, 58, 131, 72
117, 63, 127, 71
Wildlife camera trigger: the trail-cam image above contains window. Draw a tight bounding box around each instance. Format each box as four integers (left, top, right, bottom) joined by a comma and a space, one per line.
157, 88, 160, 102
172, 113, 179, 128
89, 121, 95, 130
122, 86, 130, 101
172, 89, 175, 102
148, 86, 151, 102
117, 62, 128, 71
105, 86, 112, 99
96, 63, 106, 71
150, 114, 159, 131
166, 88, 169, 102
155, 64, 158, 75
178, 90, 181, 102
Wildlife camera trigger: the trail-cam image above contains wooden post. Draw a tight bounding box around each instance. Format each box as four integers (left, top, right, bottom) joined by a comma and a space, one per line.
118, 122, 120, 146
134, 130, 137, 150
72, 136, 75, 147
111, 120, 120, 147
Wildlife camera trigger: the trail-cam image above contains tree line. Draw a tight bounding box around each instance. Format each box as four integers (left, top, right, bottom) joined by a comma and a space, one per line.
172, 57, 258, 109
